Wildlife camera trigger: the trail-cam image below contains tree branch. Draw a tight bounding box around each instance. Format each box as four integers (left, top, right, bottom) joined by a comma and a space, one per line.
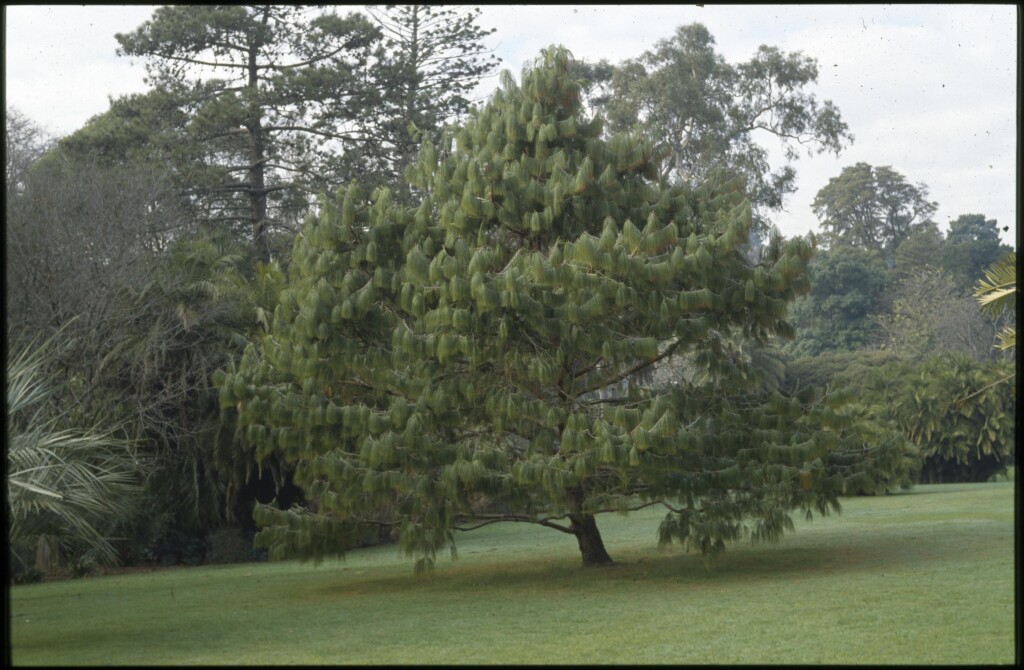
577, 338, 684, 398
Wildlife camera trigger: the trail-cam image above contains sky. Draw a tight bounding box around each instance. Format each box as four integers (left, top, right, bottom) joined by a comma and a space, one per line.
4, 4, 1018, 246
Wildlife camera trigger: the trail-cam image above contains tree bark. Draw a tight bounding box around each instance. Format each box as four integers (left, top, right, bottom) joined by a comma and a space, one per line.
569, 512, 613, 566
248, 7, 271, 264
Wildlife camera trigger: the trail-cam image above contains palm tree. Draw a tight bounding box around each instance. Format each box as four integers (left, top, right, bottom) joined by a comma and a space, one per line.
974, 251, 1016, 351
955, 251, 1016, 408
7, 336, 143, 572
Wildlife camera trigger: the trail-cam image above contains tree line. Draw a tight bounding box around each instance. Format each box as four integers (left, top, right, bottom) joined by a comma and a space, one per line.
6, 6, 1014, 580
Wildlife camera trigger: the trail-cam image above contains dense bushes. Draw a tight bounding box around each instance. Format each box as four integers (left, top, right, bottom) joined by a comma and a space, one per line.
784, 351, 1015, 484
783, 350, 902, 394
860, 354, 1015, 483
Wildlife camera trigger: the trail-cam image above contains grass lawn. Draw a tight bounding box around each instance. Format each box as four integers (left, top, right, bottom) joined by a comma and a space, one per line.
8, 477, 1016, 665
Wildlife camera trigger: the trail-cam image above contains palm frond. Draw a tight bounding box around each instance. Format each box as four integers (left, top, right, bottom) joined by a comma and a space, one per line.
6, 337, 143, 565
995, 326, 1015, 351
974, 251, 1016, 318
974, 251, 1016, 351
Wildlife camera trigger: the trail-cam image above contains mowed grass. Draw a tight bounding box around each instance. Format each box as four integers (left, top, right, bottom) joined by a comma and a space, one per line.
9, 476, 1016, 665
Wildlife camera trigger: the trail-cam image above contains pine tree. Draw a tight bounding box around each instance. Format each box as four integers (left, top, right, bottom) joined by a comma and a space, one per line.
115, 6, 386, 262
366, 5, 500, 198
220, 47, 903, 571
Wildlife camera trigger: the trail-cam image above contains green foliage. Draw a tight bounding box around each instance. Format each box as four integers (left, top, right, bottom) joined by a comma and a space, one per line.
942, 214, 1010, 290
220, 46, 908, 571
974, 251, 1016, 351
876, 266, 1001, 361
5, 137, 244, 561
782, 349, 903, 394
366, 5, 500, 197
111, 6, 388, 259
95, 6, 500, 256
787, 209, 1009, 361
859, 354, 1015, 483
783, 245, 889, 357
888, 218, 1011, 351
813, 162, 937, 260
891, 222, 945, 281
781, 350, 920, 493
593, 23, 852, 229
6, 336, 144, 568
784, 350, 1013, 485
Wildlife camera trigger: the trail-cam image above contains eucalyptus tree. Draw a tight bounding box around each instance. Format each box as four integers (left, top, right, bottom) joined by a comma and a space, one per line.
589, 23, 852, 231
220, 47, 904, 571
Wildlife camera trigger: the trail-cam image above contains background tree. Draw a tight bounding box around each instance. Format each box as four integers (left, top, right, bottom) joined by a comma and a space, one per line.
5, 147, 188, 357
947, 212, 1003, 245
590, 23, 853, 231
812, 162, 938, 260
787, 207, 1011, 361
56, 88, 230, 249
879, 216, 1011, 362
5, 113, 290, 565
8, 5, 502, 568
783, 245, 890, 357
5, 107, 54, 197
782, 349, 902, 397
365, 4, 500, 198
115, 5, 386, 261
943, 213, 1012, 290
221, 47, 905, 572
890, 222, 944, 282
875, 267, 1001, 361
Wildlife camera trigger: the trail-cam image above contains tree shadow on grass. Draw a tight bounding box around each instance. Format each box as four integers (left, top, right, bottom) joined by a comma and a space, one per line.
296, 520, 997, 602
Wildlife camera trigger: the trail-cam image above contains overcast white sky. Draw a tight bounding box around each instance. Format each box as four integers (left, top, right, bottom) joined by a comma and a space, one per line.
4, 4, 1018, 245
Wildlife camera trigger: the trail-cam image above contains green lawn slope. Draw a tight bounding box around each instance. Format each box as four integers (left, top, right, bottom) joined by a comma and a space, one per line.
9, 477, 1015, 665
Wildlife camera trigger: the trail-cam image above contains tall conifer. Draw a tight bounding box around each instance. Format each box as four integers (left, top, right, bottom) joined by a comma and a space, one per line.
220, 47, 904, 570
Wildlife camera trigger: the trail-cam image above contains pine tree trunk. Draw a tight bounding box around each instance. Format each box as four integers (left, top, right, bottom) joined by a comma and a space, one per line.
569, 513, 613, 566
248, 7, 271, 264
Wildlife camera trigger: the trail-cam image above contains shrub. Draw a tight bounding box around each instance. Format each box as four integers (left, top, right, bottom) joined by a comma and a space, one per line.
782, 352, 920, 494
205, 527, 253, 565
148, 529, 208, 566
860, 354, 1015, 483
783, 349, 902, 394
6, 336, 144, 572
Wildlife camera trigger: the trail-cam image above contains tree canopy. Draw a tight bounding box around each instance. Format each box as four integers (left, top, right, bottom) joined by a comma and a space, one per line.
782, 245, 890, 357
942, 214, 1011, 290
220, 46, 904, 572
113, 5, 387, 261
590, 23, 853, 230
859, 354, 1015, 483
812, 162, 937, 259
365, 5, 499, 198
